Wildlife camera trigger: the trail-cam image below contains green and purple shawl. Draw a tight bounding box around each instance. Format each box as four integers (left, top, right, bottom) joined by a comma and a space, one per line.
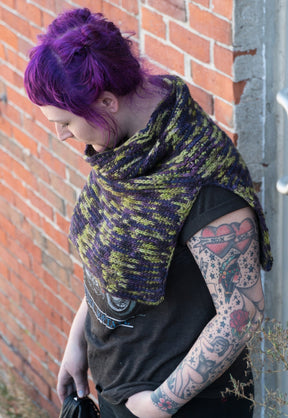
69, 76, 273, 305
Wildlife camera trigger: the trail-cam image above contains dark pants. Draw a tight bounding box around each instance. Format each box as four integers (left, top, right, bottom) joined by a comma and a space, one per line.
98, 393, 254, 418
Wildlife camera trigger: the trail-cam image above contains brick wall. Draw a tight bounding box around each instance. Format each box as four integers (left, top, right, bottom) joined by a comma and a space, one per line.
0, 0, 244, 415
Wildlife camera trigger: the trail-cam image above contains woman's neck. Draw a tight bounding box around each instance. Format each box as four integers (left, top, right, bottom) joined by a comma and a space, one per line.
118, 78, 168, 139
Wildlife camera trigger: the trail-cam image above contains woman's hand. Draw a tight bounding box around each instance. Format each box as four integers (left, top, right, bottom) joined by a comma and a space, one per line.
125, 391, 172, 418
57, 298, 90, 403
57, 337, 89, 403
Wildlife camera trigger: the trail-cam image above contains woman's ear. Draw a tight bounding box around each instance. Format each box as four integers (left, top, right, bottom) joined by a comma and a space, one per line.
94, 91, 119, 114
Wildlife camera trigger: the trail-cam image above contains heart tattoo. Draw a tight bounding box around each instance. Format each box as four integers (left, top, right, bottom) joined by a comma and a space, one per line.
199, 218, 256, 259
197, 218, 257, 302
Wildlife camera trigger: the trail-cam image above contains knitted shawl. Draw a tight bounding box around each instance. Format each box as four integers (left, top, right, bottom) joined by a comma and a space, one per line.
69, 76, 273, 305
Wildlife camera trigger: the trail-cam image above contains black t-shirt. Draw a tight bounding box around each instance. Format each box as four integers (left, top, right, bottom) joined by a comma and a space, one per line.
84, 186, 251, 404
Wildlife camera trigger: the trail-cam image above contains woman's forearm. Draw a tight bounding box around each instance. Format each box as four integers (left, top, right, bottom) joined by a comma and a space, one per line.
151, 309, 259, 415
66, 297, 88, 347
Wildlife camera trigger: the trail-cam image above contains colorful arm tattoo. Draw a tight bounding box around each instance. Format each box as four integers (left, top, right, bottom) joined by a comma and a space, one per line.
151, 387, 180, 415
151, 209, 264, 414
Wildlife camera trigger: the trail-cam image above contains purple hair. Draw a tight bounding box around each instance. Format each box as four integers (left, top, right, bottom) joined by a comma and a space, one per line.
24, 8, 147, 131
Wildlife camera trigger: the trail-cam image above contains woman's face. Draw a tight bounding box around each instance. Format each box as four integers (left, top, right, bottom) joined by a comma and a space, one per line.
213, 342, 223, 354
40, 105, 114, 152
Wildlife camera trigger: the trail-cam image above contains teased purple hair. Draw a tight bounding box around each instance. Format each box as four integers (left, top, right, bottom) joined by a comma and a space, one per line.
24, 8, 146, 130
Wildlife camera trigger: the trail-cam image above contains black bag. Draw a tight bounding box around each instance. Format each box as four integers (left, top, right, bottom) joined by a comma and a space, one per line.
59, 392, 100, 418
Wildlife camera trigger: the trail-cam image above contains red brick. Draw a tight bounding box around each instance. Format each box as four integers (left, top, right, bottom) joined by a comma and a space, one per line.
214, 44, 233, 76
55, 0, 75, 14
102, 3, 139, 35
220, 125, 237, 144
148, 0, 186, 21
69, 239, 82, 262
40, 252, 71, 286
71, 0, 103, 13
23, 153, 51, 184
18, 263, 42, 293
0, 288, 10, 310
58, 283, 81, 312
44, 238, 72, 270
0, 24, 18, 49
6, 49, 28, 73
13, 126, 38, 155
29, 352, 49, 378
23, 362, 51, 400
67, 167, 86, 189
1, 0, 16, 7
23, 116, 50, 145
187, 83, 214, 115
213, 0, 233, 20
8, 236, 31, 268
191, 61, 246, 103
73, 262, 84, 282
142, 7, 166, 39
14, 194, 42, 227
0, 214, 16, 241
18, 36, 34, 57
214, 97, 234, 128
1, 182, 15, 205
42, 270, 59, 294
41, 10, 55, 29
2, 9, 31, 39
55, 212, 70, 235
192, 0, 210, 6
41, 148, 66, 178
29, 25, 43, 44
10, 270, 33, 300
16, 0, 42, 27
5, 103, 21, 126
0, 274, 20, 304
70, 277, 85, 303
189, 4, 232, 45
27, 189, 54, 219
0, 307, 19, 337
33, 302, 64, 344
40, 183, 66, 215
21, 298, 47, 331
49, 173, 77, 205
0, 199, 23, 233
0, 226, 7, 247
169, 21, 210, 63
37, 395, 60, 418
41, 218, 69, 251
122, 0, 139, 15
51, 138, 89, 177
0, 135, 23, 162
145, 34, 184, 75
28, 0, 55, 11
11, 158, 38, 189
68, 139, 86, 155
1, 64, 20, 88
0, 42, 5, 60
0, 340, 24, 370
1, 165, 28, 199
233, 80, 247, 105
17, 231, 42, 263
234, 48, 257, 59
0, 116, 13, 137
6, 86, 34, 115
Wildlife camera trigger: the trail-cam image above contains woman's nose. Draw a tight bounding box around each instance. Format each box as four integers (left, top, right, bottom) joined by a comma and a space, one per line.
55, 123, 71, 141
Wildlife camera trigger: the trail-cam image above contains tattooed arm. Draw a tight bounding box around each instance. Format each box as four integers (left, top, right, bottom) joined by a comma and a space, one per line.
126, 207, 264, 417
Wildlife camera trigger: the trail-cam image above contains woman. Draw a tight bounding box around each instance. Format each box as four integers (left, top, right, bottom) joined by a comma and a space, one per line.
24, 8, 273, 418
